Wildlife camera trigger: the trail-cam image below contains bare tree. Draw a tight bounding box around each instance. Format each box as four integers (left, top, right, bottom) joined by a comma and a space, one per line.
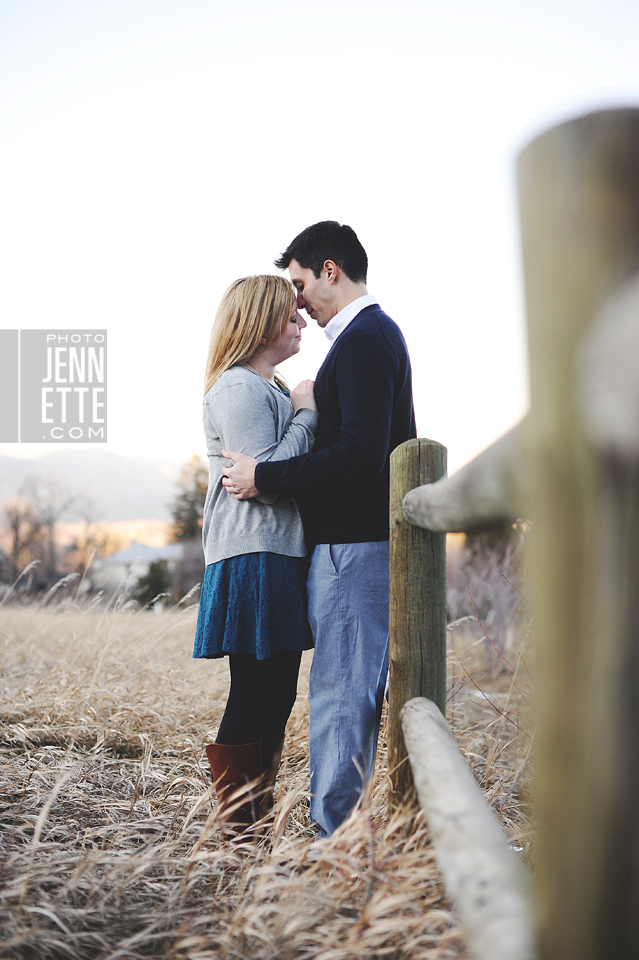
22, 478, 78, 582
2, 477, 83, 587
4, 495, 43, 581
62, 522, 124, 578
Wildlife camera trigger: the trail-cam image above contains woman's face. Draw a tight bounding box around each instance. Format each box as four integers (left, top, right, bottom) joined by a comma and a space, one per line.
265, 308, 307, 365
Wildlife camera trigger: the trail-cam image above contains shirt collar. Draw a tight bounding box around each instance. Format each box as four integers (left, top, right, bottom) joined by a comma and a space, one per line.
324, 294, 378, 344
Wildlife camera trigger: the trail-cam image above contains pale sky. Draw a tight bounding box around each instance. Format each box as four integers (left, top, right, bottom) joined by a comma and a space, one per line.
2, 0, 639, 473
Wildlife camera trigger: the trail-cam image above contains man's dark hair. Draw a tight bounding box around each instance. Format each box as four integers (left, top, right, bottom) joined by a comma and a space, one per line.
274, 221, 368, 283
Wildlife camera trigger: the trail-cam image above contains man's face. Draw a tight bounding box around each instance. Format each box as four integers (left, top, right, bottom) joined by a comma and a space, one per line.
289, 259, 337, 329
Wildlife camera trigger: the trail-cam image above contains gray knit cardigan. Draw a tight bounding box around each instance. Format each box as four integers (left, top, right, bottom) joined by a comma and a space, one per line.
201, 367, 318, 565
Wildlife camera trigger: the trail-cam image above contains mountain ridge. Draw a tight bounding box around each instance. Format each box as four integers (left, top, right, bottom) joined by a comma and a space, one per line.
0, 450, 189, 522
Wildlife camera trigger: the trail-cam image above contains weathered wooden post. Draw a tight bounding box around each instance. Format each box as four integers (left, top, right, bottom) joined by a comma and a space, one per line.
517, 108, 639, 960
382, 109, 639, 960
388, 438, 447, 810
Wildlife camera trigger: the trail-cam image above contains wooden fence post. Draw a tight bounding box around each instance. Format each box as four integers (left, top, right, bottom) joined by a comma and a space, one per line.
517, 108, 639, 960
388, 438, 447, 811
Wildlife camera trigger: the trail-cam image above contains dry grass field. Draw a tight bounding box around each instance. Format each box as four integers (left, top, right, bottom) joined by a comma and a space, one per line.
0, 582, 532, 960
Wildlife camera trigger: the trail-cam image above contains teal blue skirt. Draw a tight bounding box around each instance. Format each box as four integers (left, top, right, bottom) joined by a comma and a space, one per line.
193, 552, 313, 660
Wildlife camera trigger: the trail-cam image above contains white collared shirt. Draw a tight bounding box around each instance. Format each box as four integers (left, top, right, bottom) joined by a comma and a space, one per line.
324, 294, 379, 346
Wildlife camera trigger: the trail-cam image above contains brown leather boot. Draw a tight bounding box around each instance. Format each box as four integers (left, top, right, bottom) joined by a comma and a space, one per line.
260, 737, 284, 817
205, 740, 262, 832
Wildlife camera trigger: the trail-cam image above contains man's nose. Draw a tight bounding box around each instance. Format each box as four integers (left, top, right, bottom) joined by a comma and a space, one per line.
296, 290, 306, 308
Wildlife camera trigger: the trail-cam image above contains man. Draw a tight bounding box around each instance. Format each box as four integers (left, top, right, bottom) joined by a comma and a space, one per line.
222, 221, 416, 836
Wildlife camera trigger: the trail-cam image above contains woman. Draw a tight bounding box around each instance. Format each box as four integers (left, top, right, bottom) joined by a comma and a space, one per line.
194, 274, 317, 831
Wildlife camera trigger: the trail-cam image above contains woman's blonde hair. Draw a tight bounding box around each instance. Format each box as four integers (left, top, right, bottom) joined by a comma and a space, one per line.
203, 275, 296, 397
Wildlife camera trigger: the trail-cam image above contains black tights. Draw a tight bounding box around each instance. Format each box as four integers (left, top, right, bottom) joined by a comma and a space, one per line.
215, 651, 303, 745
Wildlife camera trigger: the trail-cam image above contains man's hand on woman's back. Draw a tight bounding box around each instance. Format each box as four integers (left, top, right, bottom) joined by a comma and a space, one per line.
221, 450, 259, 500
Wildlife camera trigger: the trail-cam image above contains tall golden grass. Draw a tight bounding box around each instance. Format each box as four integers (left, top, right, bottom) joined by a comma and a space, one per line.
0, 585, 531, 959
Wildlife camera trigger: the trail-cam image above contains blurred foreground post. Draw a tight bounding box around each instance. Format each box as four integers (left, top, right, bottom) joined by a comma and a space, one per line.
387, 438, 447, 810
394, 108, 639, 960
518, 109, 639, 960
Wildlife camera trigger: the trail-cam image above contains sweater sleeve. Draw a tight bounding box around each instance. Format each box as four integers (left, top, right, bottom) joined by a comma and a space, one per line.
255, 334, 396, 496
206, 380, 318, 503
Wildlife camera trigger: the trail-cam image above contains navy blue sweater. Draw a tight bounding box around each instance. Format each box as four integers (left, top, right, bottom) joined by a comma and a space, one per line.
255, 304, 416, 546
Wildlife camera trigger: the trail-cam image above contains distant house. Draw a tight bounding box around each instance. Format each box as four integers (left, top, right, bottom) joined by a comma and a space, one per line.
91, 541, 184, 594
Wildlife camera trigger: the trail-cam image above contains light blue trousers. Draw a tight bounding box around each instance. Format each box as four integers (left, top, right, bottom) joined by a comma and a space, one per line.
307, 542, 390, 836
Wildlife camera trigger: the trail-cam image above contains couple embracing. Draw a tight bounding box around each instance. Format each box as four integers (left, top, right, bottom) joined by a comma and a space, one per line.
193, 221, 416, 838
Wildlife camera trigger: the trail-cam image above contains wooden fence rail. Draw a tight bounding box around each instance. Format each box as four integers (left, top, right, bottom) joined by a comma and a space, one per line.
390, 107, 639, 960
401, 698, 535, 960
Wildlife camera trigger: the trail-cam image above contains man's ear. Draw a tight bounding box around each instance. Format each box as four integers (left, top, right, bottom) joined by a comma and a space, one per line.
322, 260, 340, 284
